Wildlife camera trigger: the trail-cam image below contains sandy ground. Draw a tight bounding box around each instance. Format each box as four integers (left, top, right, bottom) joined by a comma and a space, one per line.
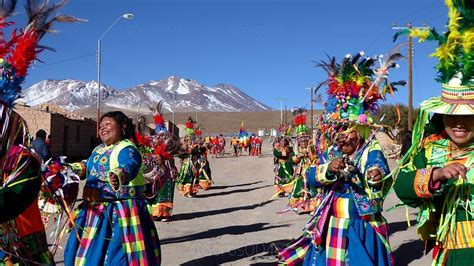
52, 140, 431, 265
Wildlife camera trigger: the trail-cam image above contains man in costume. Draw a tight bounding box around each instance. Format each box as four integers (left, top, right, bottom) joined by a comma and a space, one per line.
0, 1, 78, 264
176, 117, 205, 197
394, 1, 473, 264
273, 137, 295, 197
288, 108, 319, 213
279, 50, 405, 265
136, 101, 180, 221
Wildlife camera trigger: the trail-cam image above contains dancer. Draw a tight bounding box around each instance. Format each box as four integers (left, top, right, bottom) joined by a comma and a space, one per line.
394, 1, 473, 264
273, 137, 295, 197
280, 50, 405, 265
136, 102, 180, 222
0, 2, 78, 264
288, 108, 319, 213
65, 111, 161, 265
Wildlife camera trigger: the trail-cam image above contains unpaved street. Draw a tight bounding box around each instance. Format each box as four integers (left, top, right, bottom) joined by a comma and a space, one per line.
53, 141, 431, 265
155, 142, 431, 265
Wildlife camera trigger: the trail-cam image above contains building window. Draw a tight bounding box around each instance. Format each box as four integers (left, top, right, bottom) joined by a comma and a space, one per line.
76, 125, 80, 143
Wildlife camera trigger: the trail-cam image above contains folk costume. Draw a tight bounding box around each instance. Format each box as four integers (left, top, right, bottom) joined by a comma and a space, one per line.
136, 101, 180, 221
394, 1, 474, 265
65, 112, 161, 266
280, 50, 405, 265
273, 140, 296, 196
0, 2, 78, 264
176, 118, 201, 197
288, 109, 319, 213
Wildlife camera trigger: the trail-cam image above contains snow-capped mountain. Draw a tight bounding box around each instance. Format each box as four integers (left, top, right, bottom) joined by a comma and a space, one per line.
21, 76, 272, 113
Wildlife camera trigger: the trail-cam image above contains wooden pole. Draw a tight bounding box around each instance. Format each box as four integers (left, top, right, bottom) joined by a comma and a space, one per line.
407, 23, 413, 131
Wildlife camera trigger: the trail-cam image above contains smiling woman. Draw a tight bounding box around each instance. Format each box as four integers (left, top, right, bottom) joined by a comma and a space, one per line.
65, 111, 161, 265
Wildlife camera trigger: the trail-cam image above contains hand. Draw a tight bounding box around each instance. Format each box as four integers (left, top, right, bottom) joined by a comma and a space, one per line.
109, 172, 121, 190
432, 163, 468, 183
367, 169, 382, 186
328, 157, 345, 173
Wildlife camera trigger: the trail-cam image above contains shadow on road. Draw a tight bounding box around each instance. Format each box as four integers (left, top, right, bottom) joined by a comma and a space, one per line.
194, 185, 272, 198
173, 200, 273, 221
161, 223, 289, 245
181, 239, 292, 265
392, 239, 425, 265
211, 181, 263, 190
388, 220, 417, 236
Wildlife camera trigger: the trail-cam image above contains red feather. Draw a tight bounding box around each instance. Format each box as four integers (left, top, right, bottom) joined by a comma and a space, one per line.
0, 21, 17, 59
153, 114, 164, 125
185, 121, 193, 129
194, 129, 202, 136
10, 30, 40, 77
135, 131, 151, 147
154, 142, 171, 160
294, 114, 306, 126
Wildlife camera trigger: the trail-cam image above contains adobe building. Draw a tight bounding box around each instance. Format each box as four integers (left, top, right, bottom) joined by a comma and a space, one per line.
14, 103, 99, 161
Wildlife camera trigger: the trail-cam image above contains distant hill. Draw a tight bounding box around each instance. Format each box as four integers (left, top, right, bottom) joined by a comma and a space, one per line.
21, 76, 272, 113
72, 109, 323, 135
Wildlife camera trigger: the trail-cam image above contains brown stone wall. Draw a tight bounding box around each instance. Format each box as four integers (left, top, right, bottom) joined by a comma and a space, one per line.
14, 104, 99, 161
50, 114, 98, 160
14, 104, 52, 140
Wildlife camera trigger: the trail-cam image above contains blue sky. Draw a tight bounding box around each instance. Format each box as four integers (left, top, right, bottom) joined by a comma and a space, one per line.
20, 0, 447, 110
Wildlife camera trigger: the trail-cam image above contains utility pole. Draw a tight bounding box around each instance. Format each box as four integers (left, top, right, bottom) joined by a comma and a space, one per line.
172, 90, 176, 124
275, 98, 288, 126
305, 87, 314, 131
392, 22, 428, 131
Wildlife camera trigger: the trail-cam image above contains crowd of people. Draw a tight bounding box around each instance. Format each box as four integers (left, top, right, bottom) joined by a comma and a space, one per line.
276, 2, 473, 264
0, 1, 472, 265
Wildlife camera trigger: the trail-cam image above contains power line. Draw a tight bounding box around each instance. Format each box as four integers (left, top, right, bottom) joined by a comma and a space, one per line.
34, 53, 95, 68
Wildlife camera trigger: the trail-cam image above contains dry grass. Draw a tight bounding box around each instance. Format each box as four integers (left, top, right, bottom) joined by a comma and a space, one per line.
75, 106, 323, 134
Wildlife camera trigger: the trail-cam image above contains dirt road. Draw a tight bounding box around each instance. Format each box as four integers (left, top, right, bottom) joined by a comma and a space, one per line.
53, 141, 431, 265
155, 142, 431, 265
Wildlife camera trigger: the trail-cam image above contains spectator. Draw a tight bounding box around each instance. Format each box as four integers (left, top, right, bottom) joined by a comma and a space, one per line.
31, 129, 49, 161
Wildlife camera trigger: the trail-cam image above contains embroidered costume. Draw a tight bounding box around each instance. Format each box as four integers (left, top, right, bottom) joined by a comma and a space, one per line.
65, 139, 161, 265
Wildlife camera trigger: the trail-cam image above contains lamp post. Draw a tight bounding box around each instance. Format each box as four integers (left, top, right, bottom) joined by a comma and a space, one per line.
97, 13, 134, 136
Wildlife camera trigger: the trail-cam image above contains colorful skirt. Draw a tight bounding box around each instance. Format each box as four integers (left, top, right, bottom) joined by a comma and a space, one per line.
289, 175, 318, 212
198, 160, 212, 190
151, 177, 175, 219
64, 198, 161, 265
176, 159, 199, 196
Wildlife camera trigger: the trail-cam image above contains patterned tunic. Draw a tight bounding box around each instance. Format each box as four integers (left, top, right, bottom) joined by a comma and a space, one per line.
65, 139, 161, 265
395, 136, 473, 266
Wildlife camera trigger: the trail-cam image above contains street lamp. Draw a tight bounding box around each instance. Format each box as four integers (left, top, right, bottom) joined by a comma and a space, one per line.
97, 13, 134, 136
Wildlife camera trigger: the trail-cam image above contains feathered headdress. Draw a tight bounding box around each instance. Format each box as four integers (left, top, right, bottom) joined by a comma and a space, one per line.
292, 107, 308, 140
185, 115, 195, 137
316, 49, 405, 126
149, 101, 167, 134
0, 0, 80, 107
1, 0, 79, 171
394, 0, 473, 115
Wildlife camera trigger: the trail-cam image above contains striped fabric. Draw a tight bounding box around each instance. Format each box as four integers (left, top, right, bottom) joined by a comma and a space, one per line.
278, 235, 312, 265
326, 217, 350, 266
67, 199, 160, 266
446, 220, 474, 249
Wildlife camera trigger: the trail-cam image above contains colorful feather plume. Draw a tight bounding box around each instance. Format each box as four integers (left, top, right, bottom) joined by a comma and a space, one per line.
316, 49, 405, 125
0, 0, 81, 107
